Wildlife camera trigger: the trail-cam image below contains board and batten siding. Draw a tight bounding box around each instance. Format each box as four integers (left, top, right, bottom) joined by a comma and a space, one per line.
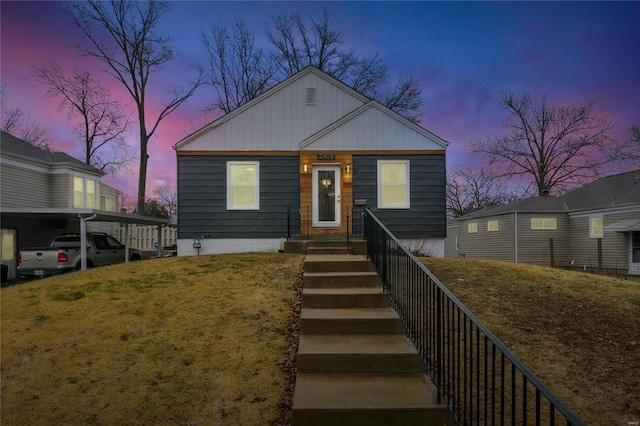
568, 210, 638, 271
301, 104, 447, 151
458, 214, 515, 262
179, 72, 365, 152
515, 213, 570, 266
178, 155, 299, 239
0, 162, 50, 208
352, 154, 446, 239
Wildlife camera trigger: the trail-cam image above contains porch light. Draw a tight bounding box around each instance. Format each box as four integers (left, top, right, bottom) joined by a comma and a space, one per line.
345, 163, 351, 174
303, 163, 308, 174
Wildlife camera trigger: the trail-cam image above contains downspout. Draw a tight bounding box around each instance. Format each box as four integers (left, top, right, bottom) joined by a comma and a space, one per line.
79, 213, 97, 271
514, 211, 518, 263
124, 223, 130, 262
157, 225, 162, 258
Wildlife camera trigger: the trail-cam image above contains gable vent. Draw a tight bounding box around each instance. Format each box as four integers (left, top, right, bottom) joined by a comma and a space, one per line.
306, 88, 317, 106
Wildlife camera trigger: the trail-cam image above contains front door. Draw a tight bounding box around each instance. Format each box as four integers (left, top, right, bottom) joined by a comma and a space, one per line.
312, 165, 341, 228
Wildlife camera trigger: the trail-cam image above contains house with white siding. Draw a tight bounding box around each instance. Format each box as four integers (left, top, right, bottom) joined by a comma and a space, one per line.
173, 66, 449, 255
447, 170, 640, 276
0, 131, 169, 281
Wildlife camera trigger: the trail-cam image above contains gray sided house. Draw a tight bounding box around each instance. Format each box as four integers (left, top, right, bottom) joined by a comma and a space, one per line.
174, 66, 449, 256
0, 131, 167, 280
446, 170, 640, 276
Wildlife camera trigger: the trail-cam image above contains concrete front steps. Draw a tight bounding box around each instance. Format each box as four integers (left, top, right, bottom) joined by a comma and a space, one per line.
282, 239, 367, 255
292, 254, 453, 426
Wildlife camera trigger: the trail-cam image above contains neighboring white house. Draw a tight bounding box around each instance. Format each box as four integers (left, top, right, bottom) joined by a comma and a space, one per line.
447, 170, 640, 276
0, 131, 169, 280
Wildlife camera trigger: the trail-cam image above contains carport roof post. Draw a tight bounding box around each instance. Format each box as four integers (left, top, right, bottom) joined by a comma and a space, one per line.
0, 208, 170, 271
79, 213, 97, 270
76, 210, 170, 270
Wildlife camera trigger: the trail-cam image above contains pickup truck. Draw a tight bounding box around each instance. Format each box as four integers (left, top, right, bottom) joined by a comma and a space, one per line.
18, 233, 143, 278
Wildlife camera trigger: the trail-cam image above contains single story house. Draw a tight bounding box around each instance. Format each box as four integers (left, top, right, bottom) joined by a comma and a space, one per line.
173, 66, 449, 256
446, 170, 640, 276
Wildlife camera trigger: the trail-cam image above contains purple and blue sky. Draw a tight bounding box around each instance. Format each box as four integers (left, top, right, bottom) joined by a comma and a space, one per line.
2, 1, 639, 198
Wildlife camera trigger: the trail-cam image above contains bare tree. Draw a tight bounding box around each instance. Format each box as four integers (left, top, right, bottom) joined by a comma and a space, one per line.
267, 7, 423, 122
380, 70, 423, 124
629, 124, 640, 167
201, 20, 277, 114
32, 60, 131, 173
1, 84, 50, 148
606, 123, 640, 168
63, 0, 204, 214
152, 183, 177, 217
471, 91, 617, 196
118, 192, 136, 213
446, 165, 520, 217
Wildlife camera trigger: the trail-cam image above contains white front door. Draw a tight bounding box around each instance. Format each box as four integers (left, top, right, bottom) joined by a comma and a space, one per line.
312, 165, 341, 228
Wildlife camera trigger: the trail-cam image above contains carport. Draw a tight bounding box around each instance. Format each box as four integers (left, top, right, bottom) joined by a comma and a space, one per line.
1, 207, 170, 274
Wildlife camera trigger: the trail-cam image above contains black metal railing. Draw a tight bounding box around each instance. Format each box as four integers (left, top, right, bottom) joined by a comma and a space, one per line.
364, 208, 584, 426
287, 206, 309, 240
286, 205, 366, 240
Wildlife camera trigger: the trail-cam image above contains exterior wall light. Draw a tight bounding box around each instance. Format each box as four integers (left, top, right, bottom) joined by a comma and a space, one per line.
303, 163, 308, 174
345, 163, 351, 174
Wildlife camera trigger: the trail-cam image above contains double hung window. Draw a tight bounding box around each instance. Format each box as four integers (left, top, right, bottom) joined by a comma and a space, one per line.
377, 160, 410, 209
73, 176, 98, 208
227, 161, 259, 210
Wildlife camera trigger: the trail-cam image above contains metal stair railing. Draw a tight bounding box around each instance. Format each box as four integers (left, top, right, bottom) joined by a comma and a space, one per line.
286, 205, 366, 241
364, 208, 585, 426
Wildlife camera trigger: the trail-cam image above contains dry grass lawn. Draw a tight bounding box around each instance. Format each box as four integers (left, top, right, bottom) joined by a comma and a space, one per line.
421, 257, 640, 425
4, 252, 638, 425
1, 253, 303, 425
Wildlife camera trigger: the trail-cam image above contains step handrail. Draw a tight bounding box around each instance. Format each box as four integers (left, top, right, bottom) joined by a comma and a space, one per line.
364, 208, 585, 425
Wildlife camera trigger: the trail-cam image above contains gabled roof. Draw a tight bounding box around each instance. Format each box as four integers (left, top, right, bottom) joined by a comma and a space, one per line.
174, 66, 449, 152
460, 196, 569, 220
562, 170, 640, 212
459, 170, 640, 220
174, 66, 370, 150
299, 100, 448, 150
1, 130, 103, 175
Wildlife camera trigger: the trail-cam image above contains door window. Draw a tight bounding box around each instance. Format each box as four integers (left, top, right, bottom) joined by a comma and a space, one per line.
312, 165, 341, 227
317, 170, 336, 222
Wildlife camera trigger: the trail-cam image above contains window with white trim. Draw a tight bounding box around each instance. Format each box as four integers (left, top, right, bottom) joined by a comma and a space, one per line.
73, 176, 99, 208
377, 160, 410, 209
86, 179, 96, 208
102, 195, 115, 211
531, 218, 557, 230
468, 222, 478, 233
590, 216, 603, 238
227, 161, 259, 210
487, 220, 499, 232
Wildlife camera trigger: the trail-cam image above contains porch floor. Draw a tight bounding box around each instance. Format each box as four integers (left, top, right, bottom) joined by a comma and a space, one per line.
282, 239, 366, 255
